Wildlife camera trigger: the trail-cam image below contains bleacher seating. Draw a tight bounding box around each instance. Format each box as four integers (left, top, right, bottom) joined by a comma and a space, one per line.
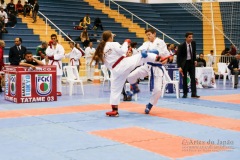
3, 18, 41, 55
38, 0, 144, 47
219, 2, 237, 48
152, 3, 203, 53
4, 0, 226, 57
101, 1, 204, 53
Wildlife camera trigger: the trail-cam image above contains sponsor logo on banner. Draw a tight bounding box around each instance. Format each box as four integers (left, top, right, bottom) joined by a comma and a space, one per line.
22, 75, 31, 97
35, 74, 52, 96
5, 73, 9, 95
10, 74, 16, 96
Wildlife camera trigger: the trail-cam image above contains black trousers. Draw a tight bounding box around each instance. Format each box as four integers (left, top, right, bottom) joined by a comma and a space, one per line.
182, 60, 197, 95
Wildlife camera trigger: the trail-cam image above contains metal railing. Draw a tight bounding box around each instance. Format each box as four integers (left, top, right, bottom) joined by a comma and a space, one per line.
195, 55, 236, 72
103, 0, 180, 44
37, 11, 85, 53
38, 11, 72, 43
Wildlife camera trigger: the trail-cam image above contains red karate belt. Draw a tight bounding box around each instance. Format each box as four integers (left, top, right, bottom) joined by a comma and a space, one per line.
51, 60, 61, 69
112, 56, 125, 69
70, 58, 75, 66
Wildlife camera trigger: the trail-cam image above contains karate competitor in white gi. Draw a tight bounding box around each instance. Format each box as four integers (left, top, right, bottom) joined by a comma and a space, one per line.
85, 41, 96, 81
46, 34, 65, 96
127, 28, 171, 114
92, 30, 163, 117
65, 41, 82, 69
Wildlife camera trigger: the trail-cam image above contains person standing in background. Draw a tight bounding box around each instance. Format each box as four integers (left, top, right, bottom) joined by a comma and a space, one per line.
229, 44, 237, 56
0, 7, 8, 28
0, 40, 4, 92
9, 37, 27, 65
46, 34, 65, 96
177, 32, 200, 98
0, 40, 5, 71
0, 0, 6, 11
85, 41, 95, 82
80, 28, 90, 48
65, 41, 82, 72
36, 41, 47, 59
32, 0, 39, 23
207, 50, 215, 67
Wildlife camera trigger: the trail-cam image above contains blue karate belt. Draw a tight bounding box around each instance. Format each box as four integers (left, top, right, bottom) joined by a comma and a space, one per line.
147, 62, 164, 92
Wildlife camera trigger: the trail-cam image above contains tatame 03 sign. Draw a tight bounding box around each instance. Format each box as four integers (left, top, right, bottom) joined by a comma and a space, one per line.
4, 66, 57, 103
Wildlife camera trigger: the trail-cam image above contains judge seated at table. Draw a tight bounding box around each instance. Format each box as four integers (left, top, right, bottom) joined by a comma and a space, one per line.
196, 53, 206, 67
19, 51, 44, 70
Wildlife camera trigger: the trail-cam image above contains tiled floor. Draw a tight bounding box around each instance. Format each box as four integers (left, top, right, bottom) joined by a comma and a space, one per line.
0, 80, 239, 160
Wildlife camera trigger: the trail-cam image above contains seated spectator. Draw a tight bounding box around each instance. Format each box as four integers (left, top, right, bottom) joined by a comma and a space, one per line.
19, 51, 44, 69
16, 0, 23, 14
196, 53, 206, 67
0, 7, 7, 28
80, 28, 90, 48
73, 18, 82, 30
6, 10, 17, 27
83, 13, 93, 30
228, 53, 240, 88
28, 0, 35, 6
36, 41, 47, 59
172, 45, 178, 63
0, 0, 6, 12
23, 1, 31, 17
6, 0, 16, 15
229, 44, 237, 56
167, 43, 173, 55
219, 49, 233, 63
166, 43, 174, 63
93, 17, 103, 30
170, 44, 175, 54
79, 21, 88, 30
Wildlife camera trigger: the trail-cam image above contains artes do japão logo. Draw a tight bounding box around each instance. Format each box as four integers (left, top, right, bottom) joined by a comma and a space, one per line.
10, 74, 16, 96
35, 74, 52, 96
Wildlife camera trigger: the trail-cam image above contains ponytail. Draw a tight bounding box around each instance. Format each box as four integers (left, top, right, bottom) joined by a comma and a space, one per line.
91, 30, 112, 66
91, 40, 106, 66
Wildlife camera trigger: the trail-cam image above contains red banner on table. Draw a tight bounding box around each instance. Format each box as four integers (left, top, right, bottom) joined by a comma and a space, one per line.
4, 65, 57, 103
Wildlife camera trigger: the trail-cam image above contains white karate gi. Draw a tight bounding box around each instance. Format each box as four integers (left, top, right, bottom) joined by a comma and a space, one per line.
127, 37, 170, 106
207, 54, 215, 67
46, 43, 65, 93
0, 10, 8, 23
65, 47, 82, 67
85, 46, 96, 80
104, 41, 158, 105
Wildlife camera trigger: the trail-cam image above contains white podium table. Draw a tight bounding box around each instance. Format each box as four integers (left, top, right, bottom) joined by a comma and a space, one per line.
195, 67, 216, 88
